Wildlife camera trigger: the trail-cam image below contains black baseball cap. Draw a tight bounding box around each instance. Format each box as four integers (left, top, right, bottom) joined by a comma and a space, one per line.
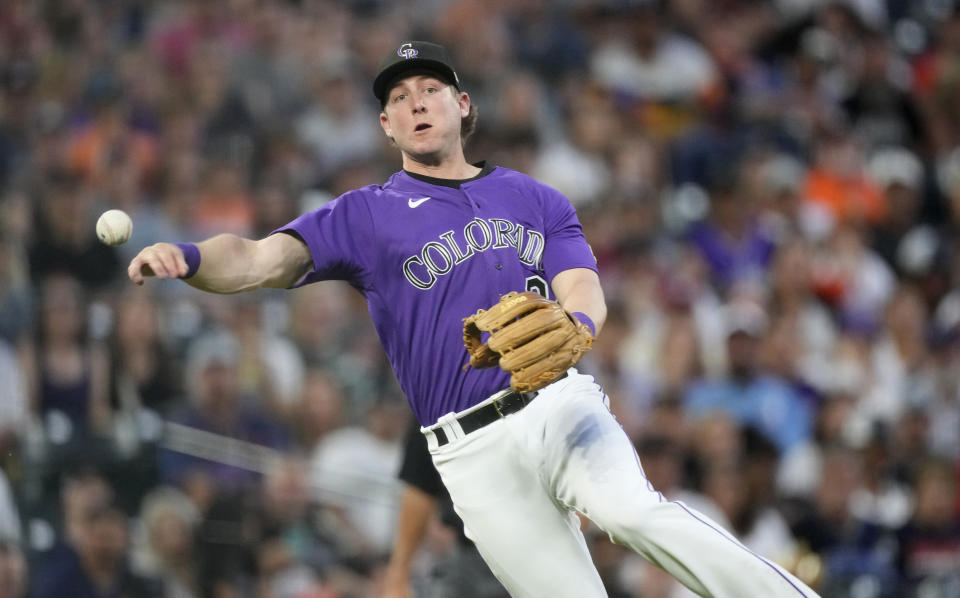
373, 41, 461, 105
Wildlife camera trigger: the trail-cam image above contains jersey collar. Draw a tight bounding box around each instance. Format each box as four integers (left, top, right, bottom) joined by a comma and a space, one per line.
401, 161, 495, 189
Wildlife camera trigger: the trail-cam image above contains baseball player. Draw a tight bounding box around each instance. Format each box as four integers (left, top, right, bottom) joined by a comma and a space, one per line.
128, 41, 820, 597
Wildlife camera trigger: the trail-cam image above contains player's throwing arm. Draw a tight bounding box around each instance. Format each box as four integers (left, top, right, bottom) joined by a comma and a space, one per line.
127, 233, 312, 293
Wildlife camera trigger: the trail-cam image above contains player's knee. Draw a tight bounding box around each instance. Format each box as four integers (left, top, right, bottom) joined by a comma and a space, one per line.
583, 494, 662, 541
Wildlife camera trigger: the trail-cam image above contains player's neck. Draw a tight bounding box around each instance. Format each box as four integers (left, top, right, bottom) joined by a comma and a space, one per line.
401, 149, 480, 180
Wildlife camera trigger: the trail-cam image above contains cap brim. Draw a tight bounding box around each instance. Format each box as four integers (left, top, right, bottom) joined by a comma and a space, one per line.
373, 59, 458, 103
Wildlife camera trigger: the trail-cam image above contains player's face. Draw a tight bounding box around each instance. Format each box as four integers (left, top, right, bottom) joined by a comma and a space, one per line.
380, 74, 469, 165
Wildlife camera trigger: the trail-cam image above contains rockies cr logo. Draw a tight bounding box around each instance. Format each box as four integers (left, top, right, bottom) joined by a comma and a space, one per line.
397, 43, 418, 59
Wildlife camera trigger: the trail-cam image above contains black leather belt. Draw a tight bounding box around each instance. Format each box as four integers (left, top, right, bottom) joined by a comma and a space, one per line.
432, 374, 567, 447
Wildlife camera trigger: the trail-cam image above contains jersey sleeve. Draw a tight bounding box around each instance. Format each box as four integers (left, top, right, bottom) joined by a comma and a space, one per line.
271, 191, 376, 289
539, 184, 598, 283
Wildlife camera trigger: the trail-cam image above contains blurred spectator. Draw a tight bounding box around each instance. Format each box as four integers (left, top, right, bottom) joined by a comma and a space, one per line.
889, 407, 933, 483
109, 288, 180, 417
762, 29, 846, 152
787, 445, 900, 596
32, 469, 162, 598
895, 457, 960, 594
255, 533, 332, 598
530, 85, 613, 207
158, 330, 288, 505
611, 283, 703, 433
840, 283, 932, 438
226, 3, 308, 130
925, 292, 960, 460
29, 272, 112, 438
65, 70, 158, 190
27, 171, 121, 289
255, 458, 353, 597
686, 165, 777, 293
189, 160, 255, 238
0, 539, 27, 598
739, 427, 800, 561
764, 236, 837, 395
802, 131, 887, 227
842, 32, 925, 152
0, 468, 20, 543
487, 71, 553, 145
286, 282, 352, 367
258, 458, 338, 575
687, 412, 745, 480
589, 5, 717, 122
916, 8, 960, 154
684, 300, 814, 454
0, 223, 33, 345
226, 298, 305, 422
251, 179, 300, 240
850, 426, 913, 530
310, 399, 405, 560
132, 487, 200, 598
750, 153, 808, 240
777, 386, 858, 500
296, 64, 381, 181
505, 1, 588, 84
0, 338, 28, 454
865, 146, 928, 273
292, 368, 346, 453
192, 491, 260, 598
939, 144, 960, 234
147, 2, 255, 79
609, 135, 661, 204
810, 223, 895, 332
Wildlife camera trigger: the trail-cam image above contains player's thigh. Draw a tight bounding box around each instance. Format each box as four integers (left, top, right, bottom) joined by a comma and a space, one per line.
539, 381, 663, 526
431, 424, 606, 597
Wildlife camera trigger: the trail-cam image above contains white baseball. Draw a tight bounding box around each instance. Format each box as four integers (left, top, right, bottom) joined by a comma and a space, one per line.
96, 209, 133, 246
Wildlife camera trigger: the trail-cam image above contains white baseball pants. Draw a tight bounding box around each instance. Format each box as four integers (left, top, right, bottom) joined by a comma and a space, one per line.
425, 370, 820, 598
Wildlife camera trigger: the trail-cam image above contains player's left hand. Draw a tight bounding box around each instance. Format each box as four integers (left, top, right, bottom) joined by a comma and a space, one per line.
462, 291, 594, 393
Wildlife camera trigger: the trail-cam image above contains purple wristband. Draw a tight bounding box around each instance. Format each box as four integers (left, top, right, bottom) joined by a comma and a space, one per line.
572, 312, 596, 337
175, 243, 201, 278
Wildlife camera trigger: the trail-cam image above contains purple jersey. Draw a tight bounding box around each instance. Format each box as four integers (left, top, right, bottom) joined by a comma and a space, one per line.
274, 165, 597, 426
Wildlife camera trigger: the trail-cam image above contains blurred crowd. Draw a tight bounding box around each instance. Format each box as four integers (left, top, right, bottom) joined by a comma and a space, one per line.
1, 0, 960, 597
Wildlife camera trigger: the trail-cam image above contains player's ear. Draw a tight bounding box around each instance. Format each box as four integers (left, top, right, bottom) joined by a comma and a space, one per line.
457, 91, 471, 118
379, 111, 393, 138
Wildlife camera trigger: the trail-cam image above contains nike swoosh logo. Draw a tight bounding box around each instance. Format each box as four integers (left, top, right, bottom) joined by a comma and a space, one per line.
408, 196, 431, 208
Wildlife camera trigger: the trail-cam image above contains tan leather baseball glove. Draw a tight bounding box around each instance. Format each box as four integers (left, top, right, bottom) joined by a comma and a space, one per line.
462, 291, 595, 393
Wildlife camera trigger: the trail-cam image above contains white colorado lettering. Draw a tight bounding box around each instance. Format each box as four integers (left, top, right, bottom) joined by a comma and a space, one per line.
490, 218, 515, 249
422, 241, 453, 274
465, 218, 492, 251
439, 230, 475, 264
402, 255, 435, 289
402, 218, 545, 290
521, 230, 544, 267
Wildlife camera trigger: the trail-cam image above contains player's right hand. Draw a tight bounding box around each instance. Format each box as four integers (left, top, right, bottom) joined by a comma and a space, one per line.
128, 242, 189, 285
